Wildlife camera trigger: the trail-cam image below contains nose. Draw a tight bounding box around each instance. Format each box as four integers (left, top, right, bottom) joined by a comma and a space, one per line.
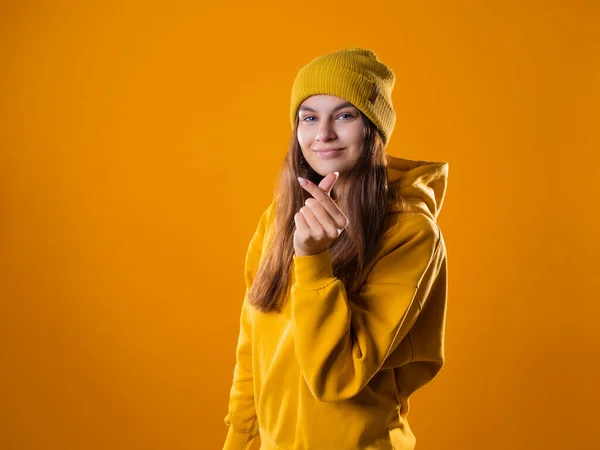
316, 118, 336, 142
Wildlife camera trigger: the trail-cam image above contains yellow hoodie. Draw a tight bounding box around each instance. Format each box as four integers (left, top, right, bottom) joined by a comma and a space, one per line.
223, 153, 449, 450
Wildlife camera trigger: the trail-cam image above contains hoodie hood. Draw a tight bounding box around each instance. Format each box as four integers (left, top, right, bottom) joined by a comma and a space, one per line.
386, 153, 449, 221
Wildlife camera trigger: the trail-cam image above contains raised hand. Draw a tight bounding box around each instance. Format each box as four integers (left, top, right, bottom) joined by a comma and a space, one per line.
294, 172, 349, 257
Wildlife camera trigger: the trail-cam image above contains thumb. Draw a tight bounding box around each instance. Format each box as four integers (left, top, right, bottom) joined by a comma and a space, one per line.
319, 171, 339, 195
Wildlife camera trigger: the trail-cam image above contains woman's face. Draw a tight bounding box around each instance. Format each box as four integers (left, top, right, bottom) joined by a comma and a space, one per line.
296, 95, 364, 179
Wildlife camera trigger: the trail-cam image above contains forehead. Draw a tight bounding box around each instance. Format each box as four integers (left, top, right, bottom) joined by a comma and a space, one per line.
298, 95, 357, 112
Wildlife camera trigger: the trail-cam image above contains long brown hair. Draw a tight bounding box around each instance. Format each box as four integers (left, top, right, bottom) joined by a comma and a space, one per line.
248, 111, 409, 314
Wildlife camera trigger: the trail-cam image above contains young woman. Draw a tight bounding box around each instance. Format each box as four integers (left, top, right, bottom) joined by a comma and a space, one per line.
222, 47, 449, 450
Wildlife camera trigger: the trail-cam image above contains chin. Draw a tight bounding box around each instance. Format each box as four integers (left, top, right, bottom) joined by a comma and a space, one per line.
315, 165, 346, 178
304, 154, 352, 176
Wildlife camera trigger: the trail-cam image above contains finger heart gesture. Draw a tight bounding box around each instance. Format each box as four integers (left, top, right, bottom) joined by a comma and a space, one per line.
294, 172, 349, 257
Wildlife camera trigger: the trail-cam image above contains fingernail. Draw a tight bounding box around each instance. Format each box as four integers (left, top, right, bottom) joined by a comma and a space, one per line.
298, 177, 307, 186
334, 171, 339, 177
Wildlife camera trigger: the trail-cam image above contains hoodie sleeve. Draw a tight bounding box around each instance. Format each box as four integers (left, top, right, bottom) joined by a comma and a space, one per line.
223, 204, 272, 450
291, 213, 443, 402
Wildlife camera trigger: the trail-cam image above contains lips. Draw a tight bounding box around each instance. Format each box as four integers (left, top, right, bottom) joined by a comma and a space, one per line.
314, 148, 345, 158
314, 148, 344, 153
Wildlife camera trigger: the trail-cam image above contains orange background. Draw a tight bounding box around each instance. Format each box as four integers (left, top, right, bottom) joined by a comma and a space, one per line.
1, 1, 598, 449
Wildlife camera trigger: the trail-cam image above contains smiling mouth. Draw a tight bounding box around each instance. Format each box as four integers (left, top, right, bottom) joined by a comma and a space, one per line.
314, 148, 344, 153
314, 148, 345, 158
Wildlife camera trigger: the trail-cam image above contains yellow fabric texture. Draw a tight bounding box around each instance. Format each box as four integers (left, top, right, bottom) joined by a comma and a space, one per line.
223, 153, 449, 450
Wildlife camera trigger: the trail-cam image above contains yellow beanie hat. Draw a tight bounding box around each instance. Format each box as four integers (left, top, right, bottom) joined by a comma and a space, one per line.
290, 47, 396, 145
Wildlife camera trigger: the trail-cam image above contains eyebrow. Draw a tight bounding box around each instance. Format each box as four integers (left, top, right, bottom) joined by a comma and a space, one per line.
298, 101, 355, 113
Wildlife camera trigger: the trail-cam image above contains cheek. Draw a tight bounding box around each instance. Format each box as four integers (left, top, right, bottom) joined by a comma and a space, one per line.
339, 132, 362, 149
351, 124, 365, 142
296, 129, 313, 148
337, 124, 363, 142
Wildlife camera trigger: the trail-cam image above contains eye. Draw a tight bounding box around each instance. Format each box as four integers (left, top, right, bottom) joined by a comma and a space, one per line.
302, 113, 352, 122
